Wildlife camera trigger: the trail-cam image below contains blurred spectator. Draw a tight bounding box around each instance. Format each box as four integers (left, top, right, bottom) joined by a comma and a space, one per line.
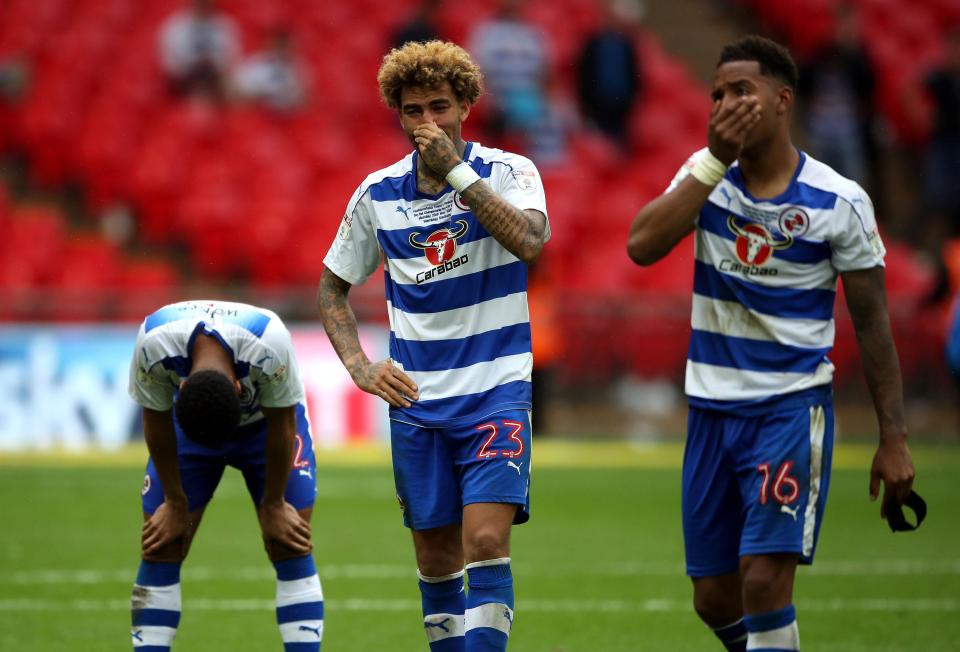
468, 0, 549, 137
576, 0, 642, 146
527, 73, 578, 167
232, 29, 309, 113
158, 0, 240, 101
391, 0, 442, 49
797, 3, 877, 187
0, 57, 29, 102
917, 28, 960, 231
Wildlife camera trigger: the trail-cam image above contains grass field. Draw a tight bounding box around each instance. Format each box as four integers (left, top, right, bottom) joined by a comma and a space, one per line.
1, 442, 958, 651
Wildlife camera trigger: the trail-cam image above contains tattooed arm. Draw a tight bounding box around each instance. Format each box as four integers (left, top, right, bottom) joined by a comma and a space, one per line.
317, 267, 419, 407
460, 184, 546, 264
413, 122, 547, 264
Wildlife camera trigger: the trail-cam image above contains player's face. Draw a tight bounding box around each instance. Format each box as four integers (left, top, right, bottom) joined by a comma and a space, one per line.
712, 60, 792, 151
398, 82, 470, 147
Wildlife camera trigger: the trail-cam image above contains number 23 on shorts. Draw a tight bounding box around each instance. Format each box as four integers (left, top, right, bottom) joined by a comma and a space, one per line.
476, 420, 526, 459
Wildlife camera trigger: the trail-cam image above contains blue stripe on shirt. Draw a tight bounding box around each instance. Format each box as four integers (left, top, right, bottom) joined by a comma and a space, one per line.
385, 261, 528, 314
391, 322, 531, 372
688, 329, 831, 374
693, 261, 835, 321
699, 203, 832, 265
391, 379, 532, 427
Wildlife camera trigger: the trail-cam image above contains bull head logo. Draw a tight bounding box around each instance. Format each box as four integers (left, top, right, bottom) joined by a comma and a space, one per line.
727, 215, 792, 266
409, 219, 469, 266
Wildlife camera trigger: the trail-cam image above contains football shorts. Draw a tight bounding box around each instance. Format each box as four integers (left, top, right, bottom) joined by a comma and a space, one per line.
391, 408, 532, 530
141, 403, 317, 514
682, 400, 834, 577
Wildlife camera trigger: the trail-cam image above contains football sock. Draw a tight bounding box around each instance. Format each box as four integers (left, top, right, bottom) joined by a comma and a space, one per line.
712, 618, 748, 651
744, 604, 800, 651
419, 569, 466, 651
464, 558, 514, 651
131, 560, 181, 651
274, 555, 324, 651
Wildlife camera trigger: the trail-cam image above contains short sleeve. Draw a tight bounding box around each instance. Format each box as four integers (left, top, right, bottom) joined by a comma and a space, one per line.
128, 330, 175, 411
323, 185, 383, 286
255, 322, 306, 408
665, 148, 708, 193
493, 156, 550, 241
830, 188, 886, 271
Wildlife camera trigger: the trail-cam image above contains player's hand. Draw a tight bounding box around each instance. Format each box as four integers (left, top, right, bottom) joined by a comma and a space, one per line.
413, 122, 461, 178
142, 499, 191, 557
353, 358, 419, 408
869, 434, 915, 520
707, 96, 762, 165
259, 501, 312, 555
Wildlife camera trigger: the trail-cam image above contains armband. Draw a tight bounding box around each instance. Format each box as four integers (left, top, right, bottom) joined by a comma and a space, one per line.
689, 150, 729, 187
446, 162, 481, 193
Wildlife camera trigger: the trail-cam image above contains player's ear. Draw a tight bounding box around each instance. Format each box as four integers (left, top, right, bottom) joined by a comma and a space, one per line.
777, 86, 794, 115
234, 379, 242, 395
459, 100, 471, 123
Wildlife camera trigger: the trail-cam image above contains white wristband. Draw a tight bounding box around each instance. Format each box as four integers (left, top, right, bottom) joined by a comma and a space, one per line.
689, 150, 729, 187
446, 162, 481, 193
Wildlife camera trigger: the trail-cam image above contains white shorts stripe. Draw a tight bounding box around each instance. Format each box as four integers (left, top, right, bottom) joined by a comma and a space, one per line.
803, 406, 827, 557
132, 583, 181, 611
131, 625, 177, 647
464, 602, 513, 636
746, 621, 800, 650
276, 575, 322, 608
424, 613, 465, 641
278, 620, 324, 643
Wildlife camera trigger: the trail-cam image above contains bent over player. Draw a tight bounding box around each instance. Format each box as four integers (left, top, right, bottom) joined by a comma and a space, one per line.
627, 37, 915, 651
318, 41, 548, 652
127, 300, 323, 651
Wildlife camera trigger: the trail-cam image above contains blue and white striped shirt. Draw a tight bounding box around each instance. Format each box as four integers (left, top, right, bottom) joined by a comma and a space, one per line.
324, 142, 549, 427
669, 148, 886, 412
128, 300, 305, 424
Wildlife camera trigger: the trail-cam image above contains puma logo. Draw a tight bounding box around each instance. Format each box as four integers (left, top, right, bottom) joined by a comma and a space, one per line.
506, 460, 523, 476
131, 630, 144, 643
298, 624, 322, 638
781, 504, 799, 521
425, 617, 450, 633
503, 609, 514, 630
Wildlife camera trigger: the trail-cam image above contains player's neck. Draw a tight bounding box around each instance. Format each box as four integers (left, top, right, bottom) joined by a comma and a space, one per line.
190, 333, 236, 381
737, 137, 800, 200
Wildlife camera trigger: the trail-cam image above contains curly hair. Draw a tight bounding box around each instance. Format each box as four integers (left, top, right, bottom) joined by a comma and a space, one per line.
377, 40, 484, 109
174, 369, 241, 448
718, 35, 798, 91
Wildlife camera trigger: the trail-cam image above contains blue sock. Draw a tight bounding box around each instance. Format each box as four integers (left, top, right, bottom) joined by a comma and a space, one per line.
744, 605, 800, 651
712, 618, 748, 651
419, 569, 466, 651
274, 555, 324, 651
465, 558, 514, 651
131, 560, 181, 651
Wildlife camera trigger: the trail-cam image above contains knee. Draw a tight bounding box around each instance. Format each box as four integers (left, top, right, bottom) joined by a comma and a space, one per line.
464, 526, 509, 563
693, 588, 738, 627
740, 570, 780, 606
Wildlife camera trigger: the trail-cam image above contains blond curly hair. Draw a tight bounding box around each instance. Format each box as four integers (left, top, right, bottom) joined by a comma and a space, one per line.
377, 40, 484, 109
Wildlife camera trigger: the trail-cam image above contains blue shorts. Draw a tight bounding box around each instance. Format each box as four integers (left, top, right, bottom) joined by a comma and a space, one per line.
682, 401, 834, 577
391, 409, 532, 530
141, 403, 317, 514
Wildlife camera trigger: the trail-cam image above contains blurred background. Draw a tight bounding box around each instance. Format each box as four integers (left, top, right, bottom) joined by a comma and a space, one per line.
1, 0, 959, 452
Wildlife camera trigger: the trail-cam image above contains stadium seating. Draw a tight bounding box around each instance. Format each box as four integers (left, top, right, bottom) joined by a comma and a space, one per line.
0, 0, 942, 380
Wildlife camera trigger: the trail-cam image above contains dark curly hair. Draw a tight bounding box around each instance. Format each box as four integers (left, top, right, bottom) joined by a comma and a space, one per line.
377, 40, 484, 109
718, 35, 798, 90
174, 369, 241, 448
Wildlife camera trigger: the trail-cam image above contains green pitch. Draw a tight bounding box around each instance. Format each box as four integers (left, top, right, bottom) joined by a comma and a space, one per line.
1, 442, 957, 651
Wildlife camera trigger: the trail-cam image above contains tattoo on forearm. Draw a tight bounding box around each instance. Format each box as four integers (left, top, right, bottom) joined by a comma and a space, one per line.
460, 181, 544, 261
317, 272, 368, 379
